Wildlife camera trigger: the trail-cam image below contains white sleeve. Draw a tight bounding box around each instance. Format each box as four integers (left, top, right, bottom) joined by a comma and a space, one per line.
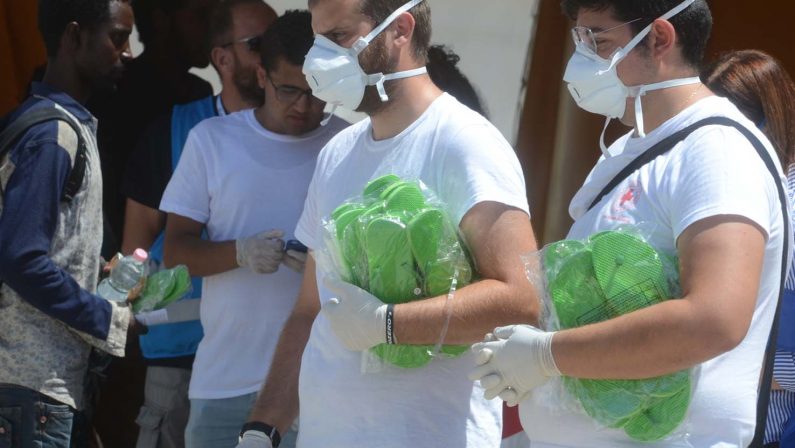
159, 128, 211, 224
436, 123, 530, 225
663, 127, 776, 241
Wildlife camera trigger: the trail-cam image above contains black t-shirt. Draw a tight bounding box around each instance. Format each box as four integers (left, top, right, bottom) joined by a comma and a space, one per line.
122, 114, 173, 209
90, 53, 212, 256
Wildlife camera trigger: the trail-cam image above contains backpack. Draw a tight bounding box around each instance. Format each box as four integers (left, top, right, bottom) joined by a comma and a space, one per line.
0, 106, 88, 204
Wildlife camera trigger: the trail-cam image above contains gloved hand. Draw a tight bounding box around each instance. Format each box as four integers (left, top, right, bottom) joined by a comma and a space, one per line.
322, 278, 387, 351
236, 230, 285, 274
135, 308, 169, 326
468, 325, 561, 407
282, 250, 307, 273
236, 430, 273, 448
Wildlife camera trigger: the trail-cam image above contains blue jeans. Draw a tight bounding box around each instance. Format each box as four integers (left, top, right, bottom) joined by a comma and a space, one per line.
185, 393, 297, 448
0, 384, 74, 448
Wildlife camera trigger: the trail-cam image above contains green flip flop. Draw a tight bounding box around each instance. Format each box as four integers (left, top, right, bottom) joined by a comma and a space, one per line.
591, 232, 670, 317
623, 383, 691, 442
569, 378, 648, 429
365, 216, 418, 304
133, 265, 192, 313
547, 248, 609, 329
363, 174, 401, 200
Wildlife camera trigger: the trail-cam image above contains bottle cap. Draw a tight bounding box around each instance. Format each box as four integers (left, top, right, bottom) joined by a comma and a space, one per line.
133, 248, 149, 262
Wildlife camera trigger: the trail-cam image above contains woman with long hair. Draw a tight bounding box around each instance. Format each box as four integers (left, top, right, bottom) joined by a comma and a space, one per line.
704, 49, 795, 448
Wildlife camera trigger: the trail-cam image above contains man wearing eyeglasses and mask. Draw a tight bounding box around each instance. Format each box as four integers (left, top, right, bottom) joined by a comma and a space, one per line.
236, 1, 537, 447
469, 1, 791, 447
159, 9, 347, 448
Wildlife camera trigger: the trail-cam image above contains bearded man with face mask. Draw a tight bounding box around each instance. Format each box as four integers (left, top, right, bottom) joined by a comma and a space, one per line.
236, 1, 538, 447
469, 1, 792, 447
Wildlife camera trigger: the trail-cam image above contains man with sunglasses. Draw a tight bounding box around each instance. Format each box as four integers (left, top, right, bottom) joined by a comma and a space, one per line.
120, 2, 277, 447
469, 1, 790, 447
160, 9, 347, 448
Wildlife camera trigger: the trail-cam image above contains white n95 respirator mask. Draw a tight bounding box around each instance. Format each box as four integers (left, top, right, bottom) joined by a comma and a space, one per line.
303, 0, 428, 114
563, 0, 700, 152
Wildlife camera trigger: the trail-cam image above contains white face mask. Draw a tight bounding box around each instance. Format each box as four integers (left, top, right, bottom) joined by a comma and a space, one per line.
303, 0, 428, 120
562, 0, 699, 153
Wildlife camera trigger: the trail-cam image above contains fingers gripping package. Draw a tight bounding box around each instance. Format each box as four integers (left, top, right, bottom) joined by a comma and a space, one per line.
523, 227, 696, 443
321, 174, 475, 370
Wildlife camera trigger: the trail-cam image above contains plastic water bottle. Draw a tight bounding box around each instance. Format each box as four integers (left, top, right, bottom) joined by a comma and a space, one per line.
98, 249, 149, 302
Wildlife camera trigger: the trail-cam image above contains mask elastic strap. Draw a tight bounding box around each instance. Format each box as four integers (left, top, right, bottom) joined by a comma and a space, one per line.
321, 105, 338, 126
599, 117, 613, 156
368, 66, 428, 102
608, 0, 696, 70
354, 0, 425, 53
634, 76, 701, 137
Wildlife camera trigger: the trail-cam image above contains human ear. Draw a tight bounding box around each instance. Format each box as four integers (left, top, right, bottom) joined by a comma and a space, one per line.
256, 65, 268, 90
648, 18, 677, 61
392, 12, 415, 49
62, 22, 82, 54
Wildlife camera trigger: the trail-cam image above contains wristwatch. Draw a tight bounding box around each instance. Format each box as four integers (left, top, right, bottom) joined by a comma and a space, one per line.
240, 421, 281, 447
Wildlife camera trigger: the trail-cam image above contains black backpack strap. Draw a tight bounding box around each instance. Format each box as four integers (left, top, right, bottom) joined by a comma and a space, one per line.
586, 116, 790, 446
0, 107, 88, 202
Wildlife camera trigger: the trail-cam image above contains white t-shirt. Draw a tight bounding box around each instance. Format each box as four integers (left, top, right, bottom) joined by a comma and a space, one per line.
160, 110, 348, 399
521, 96, 790, 447
294, 93, 529, 448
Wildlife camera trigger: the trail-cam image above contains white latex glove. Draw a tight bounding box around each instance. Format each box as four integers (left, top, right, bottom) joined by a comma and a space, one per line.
282, 250, 307, 273
134, 308, 169, 326
322, 277, 387, 351
468, 325, 561, 407
236, 430, 273, 448
236, 230, 285, 274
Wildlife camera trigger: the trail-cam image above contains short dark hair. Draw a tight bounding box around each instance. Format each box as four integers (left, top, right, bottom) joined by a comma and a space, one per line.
259, 10, 315, 72
132, 0, 187, 46
560, 0, 712, 68
360, 0, 431, 63
426, 45, 487, 118
209, 0, 275, 49
38, 0, 126, 57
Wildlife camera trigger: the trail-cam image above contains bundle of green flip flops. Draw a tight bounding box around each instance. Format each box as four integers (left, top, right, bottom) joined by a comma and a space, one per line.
132, 265, 192, 313
328, 175, 474, 368
541, 231, 691, 442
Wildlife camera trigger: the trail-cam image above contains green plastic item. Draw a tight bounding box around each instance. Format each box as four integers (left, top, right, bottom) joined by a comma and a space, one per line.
544, 231, 690, 442
132, 266, 192, 313
332, 175, 474, 368
623, 384, 691, 442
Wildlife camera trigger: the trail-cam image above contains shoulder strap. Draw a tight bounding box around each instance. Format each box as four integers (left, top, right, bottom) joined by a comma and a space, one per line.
0, 107, 88, 202
586, 116, 789, 446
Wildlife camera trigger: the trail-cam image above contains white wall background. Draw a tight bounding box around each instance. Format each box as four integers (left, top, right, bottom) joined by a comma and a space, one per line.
130, 0, 540, 143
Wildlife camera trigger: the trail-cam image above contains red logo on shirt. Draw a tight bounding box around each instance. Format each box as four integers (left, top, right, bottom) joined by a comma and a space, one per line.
605, 182, 640, 223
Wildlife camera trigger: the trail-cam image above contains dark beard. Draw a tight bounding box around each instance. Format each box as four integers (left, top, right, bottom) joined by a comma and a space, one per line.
234, 66, 265, 106
355, 34, 399, 115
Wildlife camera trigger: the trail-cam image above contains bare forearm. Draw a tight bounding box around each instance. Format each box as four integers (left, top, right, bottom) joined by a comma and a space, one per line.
394, 279, 537, 345
163, 235, 238, 276
553, 298, 741, 380
248, 312, 315, 435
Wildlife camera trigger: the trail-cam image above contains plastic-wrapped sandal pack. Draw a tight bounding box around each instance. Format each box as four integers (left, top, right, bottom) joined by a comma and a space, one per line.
132, 265, 193, 313
523, 226, 697, 444
320, 175, 476, 372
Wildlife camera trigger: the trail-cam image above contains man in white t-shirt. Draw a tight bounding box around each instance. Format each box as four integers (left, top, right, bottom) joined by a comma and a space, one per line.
236, 1, 538, 447
160, 11, 347, 448
469, 1, 791, 447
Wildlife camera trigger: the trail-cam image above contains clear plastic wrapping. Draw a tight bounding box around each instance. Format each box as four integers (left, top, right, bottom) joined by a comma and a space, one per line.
523, 226, 696, 444
131, 265, 192, 313
319, 175, 475, 371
